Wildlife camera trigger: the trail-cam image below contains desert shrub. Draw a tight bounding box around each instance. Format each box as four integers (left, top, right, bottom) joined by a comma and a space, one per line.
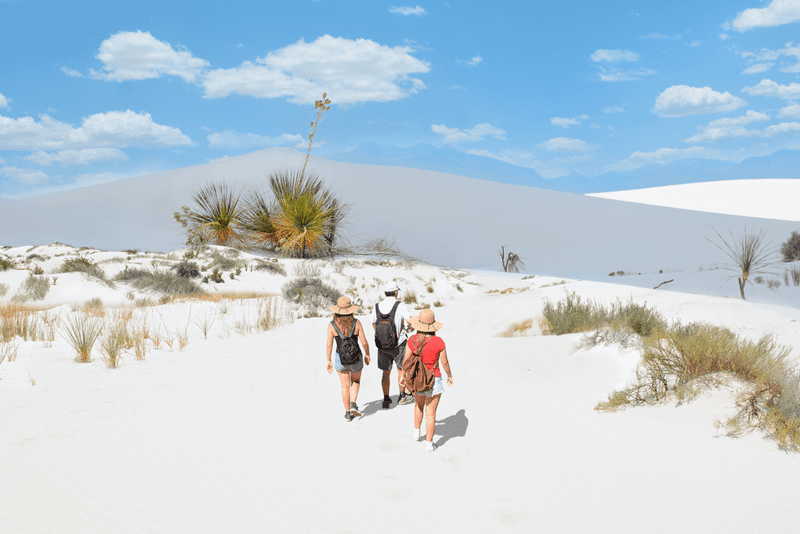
542, 291, 666, 337
27, 254, 44, 261
113, 267, 151, 282
791, 266, 800, 287
0, 283, 8, 297
59, 257, 108, 282
0, 256, 15, 271
174, 183, 248, 248
84, 297, 105, 316
115, 268, 201, 295
403, 288, 418, 305
203, 251, 244, 272
61, 314, 104, 363
766, 278, 781, 290
499, 318, 534, 337
780, 231, 800, 262
173, 260, 200, 279
13, 274, 51, 302
282, 277, 340, 310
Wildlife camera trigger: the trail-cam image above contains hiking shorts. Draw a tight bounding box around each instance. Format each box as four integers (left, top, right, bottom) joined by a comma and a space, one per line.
378, 341, 407, 371
334, 352, 363, 374
416, 376, 444, 398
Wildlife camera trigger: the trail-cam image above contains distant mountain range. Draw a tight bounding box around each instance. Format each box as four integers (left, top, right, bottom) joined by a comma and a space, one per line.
326, 142, 800, 194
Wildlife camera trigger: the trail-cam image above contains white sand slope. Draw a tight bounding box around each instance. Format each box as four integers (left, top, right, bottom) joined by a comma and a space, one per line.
588, 179, 800, 222
2, 244, 800, 533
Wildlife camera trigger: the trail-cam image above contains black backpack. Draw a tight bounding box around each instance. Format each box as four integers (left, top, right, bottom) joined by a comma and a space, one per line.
331, 320, 362, 365
374, 301, 401, 350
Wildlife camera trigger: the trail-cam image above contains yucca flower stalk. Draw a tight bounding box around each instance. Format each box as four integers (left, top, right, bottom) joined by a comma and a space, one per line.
61, 314, 104, 363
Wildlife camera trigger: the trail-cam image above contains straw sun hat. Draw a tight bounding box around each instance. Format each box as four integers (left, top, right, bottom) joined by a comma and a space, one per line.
409, 308, 443, 333
330, 296, 359, 315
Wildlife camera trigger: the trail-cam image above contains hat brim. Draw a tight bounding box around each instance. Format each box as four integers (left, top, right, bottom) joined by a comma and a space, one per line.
409, 316, 443, 332
330, 304, 359, 315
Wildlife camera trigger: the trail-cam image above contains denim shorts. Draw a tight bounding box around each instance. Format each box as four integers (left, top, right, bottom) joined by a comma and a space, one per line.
417, 376, 444, 397
334, 352, 363, 373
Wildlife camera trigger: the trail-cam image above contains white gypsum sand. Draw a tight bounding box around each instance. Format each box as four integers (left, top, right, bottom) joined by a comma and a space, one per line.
1, 238, 800, 533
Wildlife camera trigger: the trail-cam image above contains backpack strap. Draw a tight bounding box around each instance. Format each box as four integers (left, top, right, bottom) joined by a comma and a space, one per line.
376, 300, 401, 322
411, 333, 429, 355
331, 321, 345, 338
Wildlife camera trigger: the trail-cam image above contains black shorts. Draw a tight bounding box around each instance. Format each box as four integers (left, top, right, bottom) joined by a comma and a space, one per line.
377, 340, 407, 371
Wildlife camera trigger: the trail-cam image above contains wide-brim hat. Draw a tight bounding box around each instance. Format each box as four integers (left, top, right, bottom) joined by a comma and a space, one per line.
330, 296, 359, 315
409, 308, 443, 332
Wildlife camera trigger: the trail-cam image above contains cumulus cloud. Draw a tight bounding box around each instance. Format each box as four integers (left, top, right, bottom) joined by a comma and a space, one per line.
550, 114, 590, 128
627, 146, 706, 164
61, 67, 84, 78
682, 110, 770, 142
603, 105, 625, 114
431, 123, 506, 144
652, 85, 747, 117
0, 166, 49, 184
467, 55, 483, 66
742, 79, 800, 99
207, 131, 304, 150
730, 0, 800, 32
763, 122, 800, 136
590, 49, 640, 62
203, 35, 430, 104
778, 103, 800, 118
535, 137, 598, 153
91, 31, 209, 82
737, 42, 800, 74
0, 110, 193, 151
0, 93, 8, 108
389, 5, 426, 16
24, 148, 129, 166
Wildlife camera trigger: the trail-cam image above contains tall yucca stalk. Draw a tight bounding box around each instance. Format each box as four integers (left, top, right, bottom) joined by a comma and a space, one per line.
188, 183, 247, 247
707, 226, 780, 300
268, 170, 348, 258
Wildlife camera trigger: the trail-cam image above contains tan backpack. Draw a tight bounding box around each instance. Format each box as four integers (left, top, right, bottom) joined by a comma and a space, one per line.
402, 334, 434, 393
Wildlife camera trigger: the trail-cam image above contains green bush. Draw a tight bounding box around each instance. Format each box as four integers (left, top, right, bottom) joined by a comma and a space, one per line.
114, 268, 201, 296
60, 257, 108, 282
542, 291, 666, 337
173, 260, 200, 279
780, 231, 800, 262
282, 277, 340, 309
0, 256, 15, 271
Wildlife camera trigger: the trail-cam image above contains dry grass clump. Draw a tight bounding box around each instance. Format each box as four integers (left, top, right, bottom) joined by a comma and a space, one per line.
0, 282, 8, 297
13, 273, 51, 302
255, 260, 287, 276
596, 322, 800, 451
114, 268, 202, 296
83, 297, 105, 317
499, 318, 534, 338
403, 288, 418, 305
282, 276, 340, 312
0, 255, 16, 271
100, 312, 130, 368
0, 340, 18, 365
61, 314, 104, 363
256, 296, 282, 331
541, 291, 666, 338
59, 257, 109, 283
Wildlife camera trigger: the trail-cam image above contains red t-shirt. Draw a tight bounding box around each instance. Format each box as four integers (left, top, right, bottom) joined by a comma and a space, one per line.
407, 334, 446, 377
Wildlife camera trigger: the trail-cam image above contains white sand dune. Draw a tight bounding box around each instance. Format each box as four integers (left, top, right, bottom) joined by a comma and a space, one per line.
588, 179, 800, 222
3, 158, 800, 532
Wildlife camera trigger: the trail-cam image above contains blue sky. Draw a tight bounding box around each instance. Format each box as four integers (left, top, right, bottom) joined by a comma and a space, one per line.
4, 0, 800, 197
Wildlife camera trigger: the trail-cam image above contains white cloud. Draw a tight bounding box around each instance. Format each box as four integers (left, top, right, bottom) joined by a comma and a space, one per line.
550, 114, 590, 128
431, 123, 506, 144
597, 67, 657, 82
731, 0, 800, 32
652, 85, 747, 117
0, 93, 8, 108
24, 148, 129, 166
682, 110, 770, 142
0, 166, 49, 184
388, 5, 426, 16
465, 148, 537, 168
763, 121, 800, 137
720, 33, 730, 40
0, 110, 193, 151
687, 40, 702, 47
590, 49, 640, 62
778, 103, 800, 118
742, 63, 774, 74
61, 67, 84, 78
742, 79, 800, 99
640, 33, 678, 40
627, 146, 705, 164
603, 105, 625, 114
535, 137, 598, 153
207, 131, 304, 150
91, 30, 209, 82
203, 35, 430, 104
467, 55, 483, 66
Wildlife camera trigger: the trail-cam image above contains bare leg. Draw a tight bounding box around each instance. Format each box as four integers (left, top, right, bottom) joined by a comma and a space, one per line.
413, 393, 425, 431
397, 368, 408, 395
424, 394, 441, 442
381, 369, 391, 396
337, 371, 351, 411
350, 370, 362, 404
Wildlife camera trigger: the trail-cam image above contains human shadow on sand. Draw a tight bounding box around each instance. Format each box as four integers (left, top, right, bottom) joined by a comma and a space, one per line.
433, 409, 469, 448
358, 395, 411, 418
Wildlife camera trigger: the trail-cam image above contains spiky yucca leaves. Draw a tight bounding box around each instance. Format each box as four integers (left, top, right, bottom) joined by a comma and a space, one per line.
188, 183, 247, 247
61, 314, 104, 363
707, 226, 780, 300
268, 170, 348, 258
242, 191, 277, 247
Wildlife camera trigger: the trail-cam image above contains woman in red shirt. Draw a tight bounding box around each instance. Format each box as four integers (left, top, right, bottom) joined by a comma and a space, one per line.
404, 309, 453, 452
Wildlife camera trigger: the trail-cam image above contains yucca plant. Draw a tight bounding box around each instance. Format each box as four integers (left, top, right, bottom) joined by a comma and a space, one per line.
268, 170, 348, 258
242, 191, 277, 248
183, 183, 247, 248
61, 314, 104, 363
707, 226, 780, 300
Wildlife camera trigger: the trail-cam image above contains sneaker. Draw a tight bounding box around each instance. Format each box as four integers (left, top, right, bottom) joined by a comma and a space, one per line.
350, 402, 361, 417
344, 411, 355, 422
412, 428, 421, 441
382, 397, 392, 409
398, 393, 414, 405
425, 440, 437, 453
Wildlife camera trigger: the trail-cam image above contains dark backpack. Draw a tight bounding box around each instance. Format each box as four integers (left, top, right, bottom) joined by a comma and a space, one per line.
401, 334, 434, 393
374, 301, 401, 350
331, 320, 362, 366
